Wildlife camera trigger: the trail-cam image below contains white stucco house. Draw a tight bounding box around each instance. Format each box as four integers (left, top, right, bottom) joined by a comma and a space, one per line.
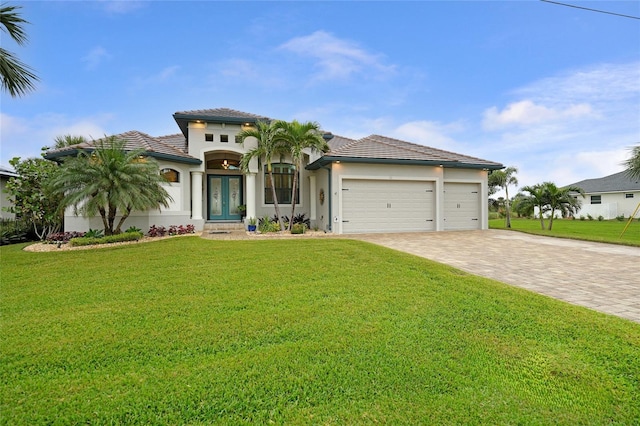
568, 171, 640, 220
0, 166, 18, 220
45, 108, 504, 234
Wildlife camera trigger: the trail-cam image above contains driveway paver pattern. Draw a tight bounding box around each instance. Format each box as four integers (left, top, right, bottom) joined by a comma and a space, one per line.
351, 230, 640, 323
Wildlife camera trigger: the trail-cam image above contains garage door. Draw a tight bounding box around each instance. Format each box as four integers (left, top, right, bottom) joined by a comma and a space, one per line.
444, 182, 480, 230
342, 179, 435, 233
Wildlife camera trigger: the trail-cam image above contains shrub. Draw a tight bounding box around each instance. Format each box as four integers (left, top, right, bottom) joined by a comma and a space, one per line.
148, 224, 195, 237
0, 218, 31, 245
579, 216, 585, 221
598, 215, 604, 221
45, 231, 86, 244
587, 214, 594, 221
291, 223, 306, 234
148, 225, 167, 237
616, 215, 625, 222
125, 226, 142, 233
69, 231, 143, 247
259, 216, 276, 233
84, 228, 104, 238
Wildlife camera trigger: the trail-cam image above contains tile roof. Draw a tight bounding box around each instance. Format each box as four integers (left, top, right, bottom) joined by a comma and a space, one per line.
173, 108, 273, 137
314, 134, 503, 169
568, 171, 640, 193
173, 107, 272, 121
44, 131, 200, 164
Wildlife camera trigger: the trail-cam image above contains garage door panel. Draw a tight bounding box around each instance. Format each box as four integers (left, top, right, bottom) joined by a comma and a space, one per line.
342, 179, 435, 234
444, 183, 480, 230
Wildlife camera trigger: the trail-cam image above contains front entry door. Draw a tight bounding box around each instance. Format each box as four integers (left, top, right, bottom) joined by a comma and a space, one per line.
208, 175, 242, 220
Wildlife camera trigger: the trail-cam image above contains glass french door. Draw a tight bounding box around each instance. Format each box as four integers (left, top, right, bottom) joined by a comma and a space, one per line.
208, 175, 242, 220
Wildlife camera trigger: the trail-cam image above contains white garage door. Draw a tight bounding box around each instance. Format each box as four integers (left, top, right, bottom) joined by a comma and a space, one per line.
342, 179, 435, 234
444, 182, 481, 230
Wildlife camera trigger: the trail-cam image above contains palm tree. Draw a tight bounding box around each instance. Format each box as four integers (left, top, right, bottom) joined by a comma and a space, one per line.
50, 136, 172, 235
520, 183, 548, 230
273, 120, 329, 229
489, 167, 518, 228
238, 120, 288, 231
623, 145, 640, 179
543, 182, 584, 230
53, 134, 87, 149
1, 3, 38, 97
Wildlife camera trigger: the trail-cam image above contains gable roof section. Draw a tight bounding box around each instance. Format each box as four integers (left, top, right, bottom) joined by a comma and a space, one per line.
0, 165, 18, 179
308, 134, 503, 170
173, 107, 272, 137
568, 171, 640, 193
44, 131, 201, 165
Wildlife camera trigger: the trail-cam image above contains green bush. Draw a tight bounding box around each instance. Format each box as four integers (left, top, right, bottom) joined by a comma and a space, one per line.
125, 226, 142, 233
598, 215, 604, 221
69, 231, 143, 247
84, 228, 104, 238
616, 215, 625, 221
291, 223, 306, 234
0, 218, 31, 245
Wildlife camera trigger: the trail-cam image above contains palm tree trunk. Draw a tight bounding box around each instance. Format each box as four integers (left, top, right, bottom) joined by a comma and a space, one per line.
267, 165, 285, 231
548, 208, 555, 230
288, 163, 299, 230
98, 206, 109, 235
505, 187, 511, 228
114, 206, 132, 234
538, 204, 545, 230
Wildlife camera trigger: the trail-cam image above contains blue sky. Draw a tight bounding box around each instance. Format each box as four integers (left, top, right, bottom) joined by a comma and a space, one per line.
2, 0, 639, 192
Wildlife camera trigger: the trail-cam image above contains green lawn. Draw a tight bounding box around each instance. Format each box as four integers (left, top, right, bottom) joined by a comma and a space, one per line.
490, 217, 640, 246
1, 237, 639, 424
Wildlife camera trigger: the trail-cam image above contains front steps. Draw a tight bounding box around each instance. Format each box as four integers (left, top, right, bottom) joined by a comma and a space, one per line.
203, 222, 246, 232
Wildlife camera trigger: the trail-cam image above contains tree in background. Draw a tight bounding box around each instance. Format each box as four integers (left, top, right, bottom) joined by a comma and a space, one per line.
50, 136, 171, 235
520, 183, 548, 230
543, 182, 584, 230
4, 156, 63, 240
489, 167, 518, 228
238, 121, 288, 231
0, 3, 38, 97
52, 134, 88, 149
623, 145, 640, 179
273, 120, 329, 230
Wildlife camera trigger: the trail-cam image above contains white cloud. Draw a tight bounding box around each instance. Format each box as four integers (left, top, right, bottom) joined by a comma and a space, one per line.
482, 100, 594, 130
0, 112, 112, 163
278, 30, 395, 81
82, 46, 112, 70
393, 120, 464, 151
478, 61, 639, 189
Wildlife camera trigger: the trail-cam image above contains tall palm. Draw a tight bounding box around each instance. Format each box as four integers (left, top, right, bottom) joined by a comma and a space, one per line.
53, 134, 87, 149
238, 120, 287, 231
50, 136, 171, 235
520, 183, 548, 230
543, 182, 584, 230
274, 120, 329, 229
1, 3, 38, 97
489, 166, 518, 228
623, 145, 640, 179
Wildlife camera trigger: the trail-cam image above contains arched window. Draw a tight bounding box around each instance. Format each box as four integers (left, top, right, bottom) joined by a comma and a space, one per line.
265, 163, 298, 204
160, 168, 180, 183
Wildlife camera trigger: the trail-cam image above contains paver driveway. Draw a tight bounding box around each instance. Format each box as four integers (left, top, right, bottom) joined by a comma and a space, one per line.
352, 230, 640, 324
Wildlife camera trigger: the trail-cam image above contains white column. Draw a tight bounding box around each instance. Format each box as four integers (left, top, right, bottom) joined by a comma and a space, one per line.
245, 172, 256, 220
191, 171, 203, 220
309, 175, 317, 220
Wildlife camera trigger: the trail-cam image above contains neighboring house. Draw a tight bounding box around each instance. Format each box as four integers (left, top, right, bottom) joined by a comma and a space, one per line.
45, 108, 503, 234
569, 171, 640, 220
0, 166, 18, 220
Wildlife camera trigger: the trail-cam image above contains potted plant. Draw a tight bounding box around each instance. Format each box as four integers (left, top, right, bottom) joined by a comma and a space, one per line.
247, 217, 257, 232
237, 204, 247, 218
